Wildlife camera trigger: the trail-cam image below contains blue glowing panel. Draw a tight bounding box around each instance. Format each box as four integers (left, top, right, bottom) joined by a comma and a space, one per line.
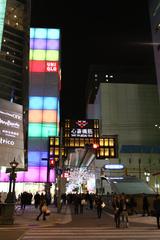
28, 151, 47, 167
47, 29, 60, 39
35, 28, 47, 39
43, 97, 57, 110
29, 97, 43, 109
30, 28, 35, 39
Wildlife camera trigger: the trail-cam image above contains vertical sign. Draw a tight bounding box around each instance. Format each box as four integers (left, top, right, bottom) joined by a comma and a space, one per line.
0, 0, 7, 50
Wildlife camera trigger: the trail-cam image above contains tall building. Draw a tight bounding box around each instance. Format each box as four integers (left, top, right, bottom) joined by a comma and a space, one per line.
0, 0, 30, 106
0, 0, 30, 192
86, 65, 160, 191
148, 1, 160, 100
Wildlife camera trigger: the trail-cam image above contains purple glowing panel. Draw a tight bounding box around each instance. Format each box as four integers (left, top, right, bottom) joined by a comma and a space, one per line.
30, 39, 59, 50
28, 151, 48, 167
47, 40, 59, 50
0, 167, 55, 182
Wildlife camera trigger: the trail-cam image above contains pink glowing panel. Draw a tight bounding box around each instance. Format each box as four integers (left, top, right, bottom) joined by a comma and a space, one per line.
47, 40, 59, 50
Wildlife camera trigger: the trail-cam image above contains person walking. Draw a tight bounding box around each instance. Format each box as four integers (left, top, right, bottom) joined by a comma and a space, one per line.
95, 195, 103, 218
112, 195, 121, 228
36, 199, 47, 221
34, 192, 40, 209
120, 194, 129, 228
153, 194, 160, 229
142, 194, 149, 216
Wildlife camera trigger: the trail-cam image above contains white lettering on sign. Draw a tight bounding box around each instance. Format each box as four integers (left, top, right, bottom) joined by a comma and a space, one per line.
0, 118, 20, 128
2, 129, 19, 138
46, 62, 58, 72
0, 110, 22, 120
0, 137, 14, 145
71, 128, 93, 137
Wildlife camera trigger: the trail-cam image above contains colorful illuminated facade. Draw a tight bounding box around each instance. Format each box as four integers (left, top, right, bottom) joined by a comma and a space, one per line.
25, 27, 61, 183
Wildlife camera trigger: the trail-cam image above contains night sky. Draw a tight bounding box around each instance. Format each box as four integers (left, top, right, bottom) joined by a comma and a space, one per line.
31, 0, 154, 121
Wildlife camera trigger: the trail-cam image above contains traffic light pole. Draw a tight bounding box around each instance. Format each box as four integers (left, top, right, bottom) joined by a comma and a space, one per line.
57, 126, 63, 213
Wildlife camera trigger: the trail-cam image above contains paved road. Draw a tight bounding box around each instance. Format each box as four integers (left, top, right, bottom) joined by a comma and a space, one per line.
18, 226, 160, 240
0, 205, 158, 240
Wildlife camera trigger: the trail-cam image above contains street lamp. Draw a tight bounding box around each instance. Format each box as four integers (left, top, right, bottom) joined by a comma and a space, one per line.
144, 171, 150, 184
6, 158, 19, 203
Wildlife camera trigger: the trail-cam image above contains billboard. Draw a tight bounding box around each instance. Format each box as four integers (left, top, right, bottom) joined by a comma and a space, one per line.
0, 98, 24, 168
0, 0, 6, 50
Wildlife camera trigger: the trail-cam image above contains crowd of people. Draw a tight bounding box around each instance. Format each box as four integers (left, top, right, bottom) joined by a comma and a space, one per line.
12, 191, 160, 229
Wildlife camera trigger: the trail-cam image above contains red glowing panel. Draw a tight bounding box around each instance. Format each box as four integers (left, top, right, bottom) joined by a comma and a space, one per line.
45, 61, 58, 72
29, 60, 45, 72
43, 110, 57, 123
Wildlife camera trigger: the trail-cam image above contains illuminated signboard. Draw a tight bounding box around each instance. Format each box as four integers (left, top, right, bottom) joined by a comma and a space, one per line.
0, 0, 6, 50
64, 119, 99, 138
104, 164, 124, 170
0, 98, 24, 168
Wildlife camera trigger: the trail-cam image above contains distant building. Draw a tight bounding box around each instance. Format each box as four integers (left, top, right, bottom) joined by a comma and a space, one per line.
86, 65, 160, 191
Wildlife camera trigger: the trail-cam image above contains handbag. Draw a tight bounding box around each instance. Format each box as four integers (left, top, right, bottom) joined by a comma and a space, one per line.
42, 205, 47, 213
101, 202, 106, 208
45, 209, 51, 216
81, 199, 86, 205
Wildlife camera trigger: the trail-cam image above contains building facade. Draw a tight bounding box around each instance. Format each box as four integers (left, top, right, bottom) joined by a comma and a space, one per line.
86, 66, 160, 192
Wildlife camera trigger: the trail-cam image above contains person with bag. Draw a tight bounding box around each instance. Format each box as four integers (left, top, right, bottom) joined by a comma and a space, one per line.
36, 199, 48, 221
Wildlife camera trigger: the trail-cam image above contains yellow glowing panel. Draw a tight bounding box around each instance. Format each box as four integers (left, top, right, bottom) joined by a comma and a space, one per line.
50, 139, 54, 145
55, 148, 59, 155
104, 139, 109, 146
43, 110, 57, 123
110, 148, 115, 156
55, 137, 59, 146
105, 148, 109, 156
109, 139, 114, 146
29, 110, 42, 122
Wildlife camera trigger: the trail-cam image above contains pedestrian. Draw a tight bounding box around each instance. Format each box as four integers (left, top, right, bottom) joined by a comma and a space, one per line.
36, 199, 47, 221
95, 195, 103, 218
120, 194, 129, 228
34, 192, 40, 208
142, 194, 149, 216
153, 194, 160, 229
112, 195, 121, 228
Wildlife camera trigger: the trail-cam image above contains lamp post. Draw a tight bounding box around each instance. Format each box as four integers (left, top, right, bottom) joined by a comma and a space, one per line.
6, 158, 19, 203
144, 171, 150, 184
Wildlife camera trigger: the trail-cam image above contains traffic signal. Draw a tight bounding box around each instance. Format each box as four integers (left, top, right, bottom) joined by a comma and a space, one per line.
93, 143, 99, 149
49, 158, 55, 169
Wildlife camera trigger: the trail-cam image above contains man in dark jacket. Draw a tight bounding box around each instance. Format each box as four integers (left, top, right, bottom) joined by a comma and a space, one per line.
153, 194, 160, 229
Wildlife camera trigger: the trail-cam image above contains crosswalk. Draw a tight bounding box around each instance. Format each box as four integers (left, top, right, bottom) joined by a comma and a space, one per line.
18, 227, 160, 240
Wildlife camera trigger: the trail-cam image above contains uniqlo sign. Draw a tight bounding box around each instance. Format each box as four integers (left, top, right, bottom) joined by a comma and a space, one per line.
46, 62, 58, 72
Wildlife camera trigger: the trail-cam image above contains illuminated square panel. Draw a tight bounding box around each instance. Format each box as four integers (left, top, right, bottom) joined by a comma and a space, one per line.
43, 97, 57, 109
35, 28, 47, 39
43, 110, 57, 123
29, 123, 42, 137
29, 97, 58, 110
30, 28, 35, 39
46, 50, 59, 61
30, 39, 59, 50
29, 110, 42, 122
29, 97, 43, 109
29, 123, 57, 137
31, 50, 46, 61
47, 29, 60, 39
42, 123, 57, 137
28, 151, 47, 167
29, 60, 45, 72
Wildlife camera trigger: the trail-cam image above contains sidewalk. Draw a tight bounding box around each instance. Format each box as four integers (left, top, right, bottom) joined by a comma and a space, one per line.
0, 205, 72, 228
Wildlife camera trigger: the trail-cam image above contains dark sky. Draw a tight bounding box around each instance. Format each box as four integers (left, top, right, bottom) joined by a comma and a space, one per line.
31, 0, 154, 121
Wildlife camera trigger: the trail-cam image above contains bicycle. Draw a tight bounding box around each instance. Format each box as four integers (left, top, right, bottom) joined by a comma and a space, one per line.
14, 204, 25, 216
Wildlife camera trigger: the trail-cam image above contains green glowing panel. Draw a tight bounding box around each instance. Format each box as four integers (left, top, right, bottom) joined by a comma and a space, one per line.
46, 50, 59, 61
29, 123, 57, 137
29, 123, 42, 137
0, 0, 7, 50
42, 123, 57, 137
31, 50, 46, 60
